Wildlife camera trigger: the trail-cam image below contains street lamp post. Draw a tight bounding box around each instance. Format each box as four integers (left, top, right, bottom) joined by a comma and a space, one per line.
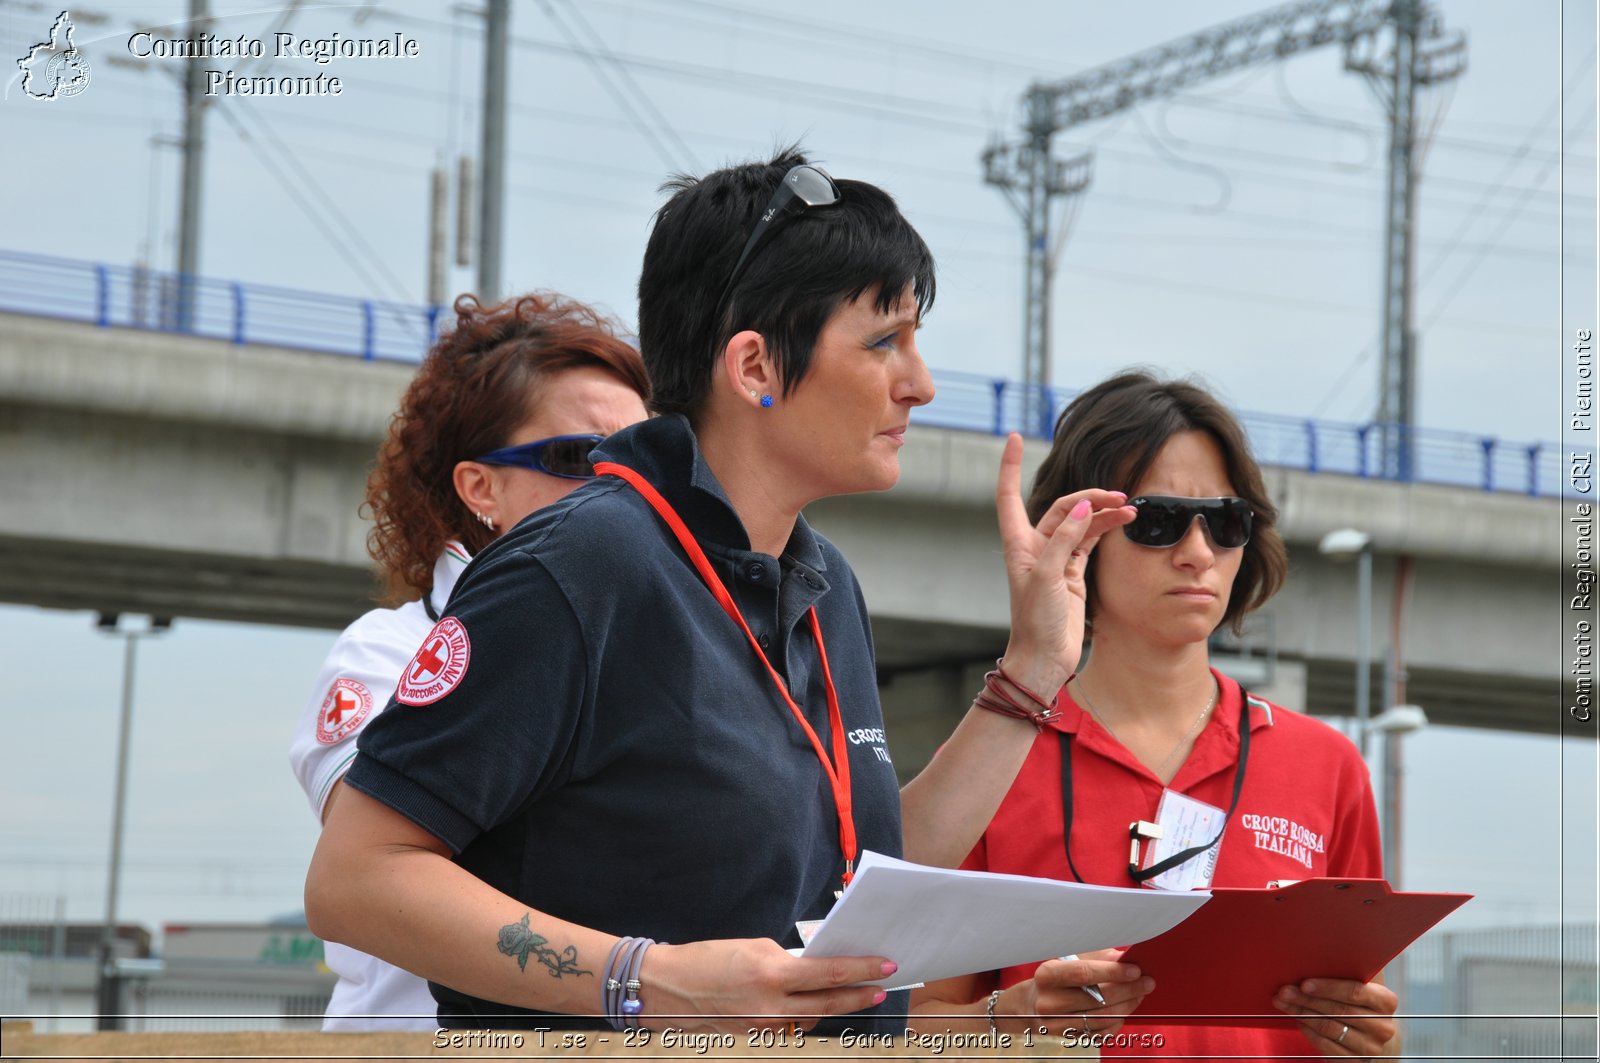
1318, 531, 1425, 1007
93, 613, 171, 1031
1369, 703, 1428, 889
1318, 528, 1375, 759
1368, 702, 1428, 1006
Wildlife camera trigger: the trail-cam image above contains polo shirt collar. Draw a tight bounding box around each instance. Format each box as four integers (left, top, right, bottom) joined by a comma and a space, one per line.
1175, 670, 1275, 787
1047, 668, 1274, 787
592, 414, 828, 571
425, 540, 472, 619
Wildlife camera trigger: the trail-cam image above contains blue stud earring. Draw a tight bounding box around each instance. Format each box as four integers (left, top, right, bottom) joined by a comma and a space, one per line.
760, 394, 774, 408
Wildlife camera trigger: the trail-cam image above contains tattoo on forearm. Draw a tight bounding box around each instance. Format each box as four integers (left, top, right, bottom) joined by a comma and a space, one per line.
497, 914, 591, 978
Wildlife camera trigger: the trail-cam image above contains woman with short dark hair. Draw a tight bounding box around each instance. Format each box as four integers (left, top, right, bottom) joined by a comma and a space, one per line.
305, 149, 1133, 1034
914, 371, 1400, 1060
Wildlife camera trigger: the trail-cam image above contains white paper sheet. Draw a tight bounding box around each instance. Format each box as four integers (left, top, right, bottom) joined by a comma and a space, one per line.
801, 850, 1210, 988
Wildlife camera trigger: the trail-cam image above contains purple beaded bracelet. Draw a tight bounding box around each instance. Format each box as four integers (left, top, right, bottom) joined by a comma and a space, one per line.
601, 936, 656, 1031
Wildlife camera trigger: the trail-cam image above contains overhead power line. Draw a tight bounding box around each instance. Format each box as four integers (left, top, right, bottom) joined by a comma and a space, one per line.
541, 0, 699, 174
1312, 43, 1597, 422
615, 0, 1071, 79
1420, 93, 1599, 331
371, 7, 999, 134
207, 98, 417, 306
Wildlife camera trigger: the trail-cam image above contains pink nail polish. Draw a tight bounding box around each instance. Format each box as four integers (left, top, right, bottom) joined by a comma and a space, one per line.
1070, 499, 1092, 520
880, 961, 899, 976
871, 988, 888, 1005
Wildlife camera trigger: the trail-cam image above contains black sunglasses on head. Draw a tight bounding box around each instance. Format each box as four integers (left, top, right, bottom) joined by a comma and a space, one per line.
1123, 495, 1254, 550
473, 434, 605, 480
714, 164, 841, 318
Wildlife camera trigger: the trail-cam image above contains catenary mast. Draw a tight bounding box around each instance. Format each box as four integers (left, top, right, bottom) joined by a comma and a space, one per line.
987, 0, 1465, 478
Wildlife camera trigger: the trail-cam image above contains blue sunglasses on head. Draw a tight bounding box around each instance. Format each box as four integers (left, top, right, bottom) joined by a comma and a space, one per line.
473, 434, 604, 480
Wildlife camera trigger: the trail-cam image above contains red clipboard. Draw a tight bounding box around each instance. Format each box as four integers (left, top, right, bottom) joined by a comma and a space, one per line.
1119, 878, 1470, 1025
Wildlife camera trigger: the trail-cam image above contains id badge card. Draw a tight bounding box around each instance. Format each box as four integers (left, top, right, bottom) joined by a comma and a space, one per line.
1141, 788, 1225, 891
794, 919, 824, 946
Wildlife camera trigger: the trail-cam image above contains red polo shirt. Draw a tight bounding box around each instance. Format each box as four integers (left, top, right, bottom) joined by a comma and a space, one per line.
964, 670, 1383, 1061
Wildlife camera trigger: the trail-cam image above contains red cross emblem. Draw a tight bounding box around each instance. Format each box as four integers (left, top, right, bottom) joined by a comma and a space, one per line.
397, 617, 471, 705
316, 678, 373, 744
408, 637, 449, 684
328, 690, 358, 724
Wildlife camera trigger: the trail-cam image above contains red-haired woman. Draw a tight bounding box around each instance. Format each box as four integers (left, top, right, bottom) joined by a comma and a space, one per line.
289, 292, 649, 1031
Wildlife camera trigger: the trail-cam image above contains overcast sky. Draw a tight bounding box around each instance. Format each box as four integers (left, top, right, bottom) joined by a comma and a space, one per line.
0, 0, 1595, 957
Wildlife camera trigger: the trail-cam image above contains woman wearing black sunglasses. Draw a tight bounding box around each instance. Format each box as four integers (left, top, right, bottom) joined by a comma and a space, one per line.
289, 291, 648, 1030
914, 371, 1400, 1061
307, 148, 1133, 1036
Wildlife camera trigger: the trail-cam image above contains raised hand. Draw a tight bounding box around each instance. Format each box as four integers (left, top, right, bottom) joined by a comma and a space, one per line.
993, 432, 1134, 696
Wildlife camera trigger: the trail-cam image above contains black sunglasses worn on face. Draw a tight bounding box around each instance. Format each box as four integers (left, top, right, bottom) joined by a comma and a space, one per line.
1123, 495, 1254, 550
714, 164, 842, 316
473, 434, 605, 480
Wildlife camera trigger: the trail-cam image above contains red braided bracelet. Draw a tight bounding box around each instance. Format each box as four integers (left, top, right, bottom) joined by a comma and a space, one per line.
992, 659, 1061, 712
971, 661, 1070, 732
973, 687, 1053, 732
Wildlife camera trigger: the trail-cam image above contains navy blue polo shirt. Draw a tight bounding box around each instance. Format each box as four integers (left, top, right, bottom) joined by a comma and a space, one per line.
347, 414, 905, 1029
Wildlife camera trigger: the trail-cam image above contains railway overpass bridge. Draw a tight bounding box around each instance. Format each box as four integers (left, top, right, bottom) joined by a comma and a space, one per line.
0, 253, 1575, 760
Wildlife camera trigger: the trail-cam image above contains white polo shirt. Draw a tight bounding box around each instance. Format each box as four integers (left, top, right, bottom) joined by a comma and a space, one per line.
288, 543, 469, 1031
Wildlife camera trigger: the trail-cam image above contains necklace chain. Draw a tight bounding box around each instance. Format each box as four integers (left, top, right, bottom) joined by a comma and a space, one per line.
1076, 677, 1219, 781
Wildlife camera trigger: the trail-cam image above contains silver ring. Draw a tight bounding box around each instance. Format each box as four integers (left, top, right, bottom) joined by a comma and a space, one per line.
1336, 1023, 1350, 1045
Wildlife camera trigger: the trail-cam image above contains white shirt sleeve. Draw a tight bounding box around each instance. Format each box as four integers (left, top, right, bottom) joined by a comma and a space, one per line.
287, 602, 433, 820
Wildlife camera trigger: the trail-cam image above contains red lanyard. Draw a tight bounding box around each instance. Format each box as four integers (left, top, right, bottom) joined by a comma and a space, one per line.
595, 461, 857, 890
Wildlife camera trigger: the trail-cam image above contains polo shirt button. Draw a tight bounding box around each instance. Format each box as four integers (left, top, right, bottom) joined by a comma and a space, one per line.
757, 632, 771, 649
748, 562, 766, 583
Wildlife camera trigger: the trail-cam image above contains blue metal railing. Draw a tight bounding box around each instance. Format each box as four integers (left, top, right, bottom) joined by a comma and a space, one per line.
0, 248, 1562, 497
0, 248, 442, 362
931, 370, 1561, 497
